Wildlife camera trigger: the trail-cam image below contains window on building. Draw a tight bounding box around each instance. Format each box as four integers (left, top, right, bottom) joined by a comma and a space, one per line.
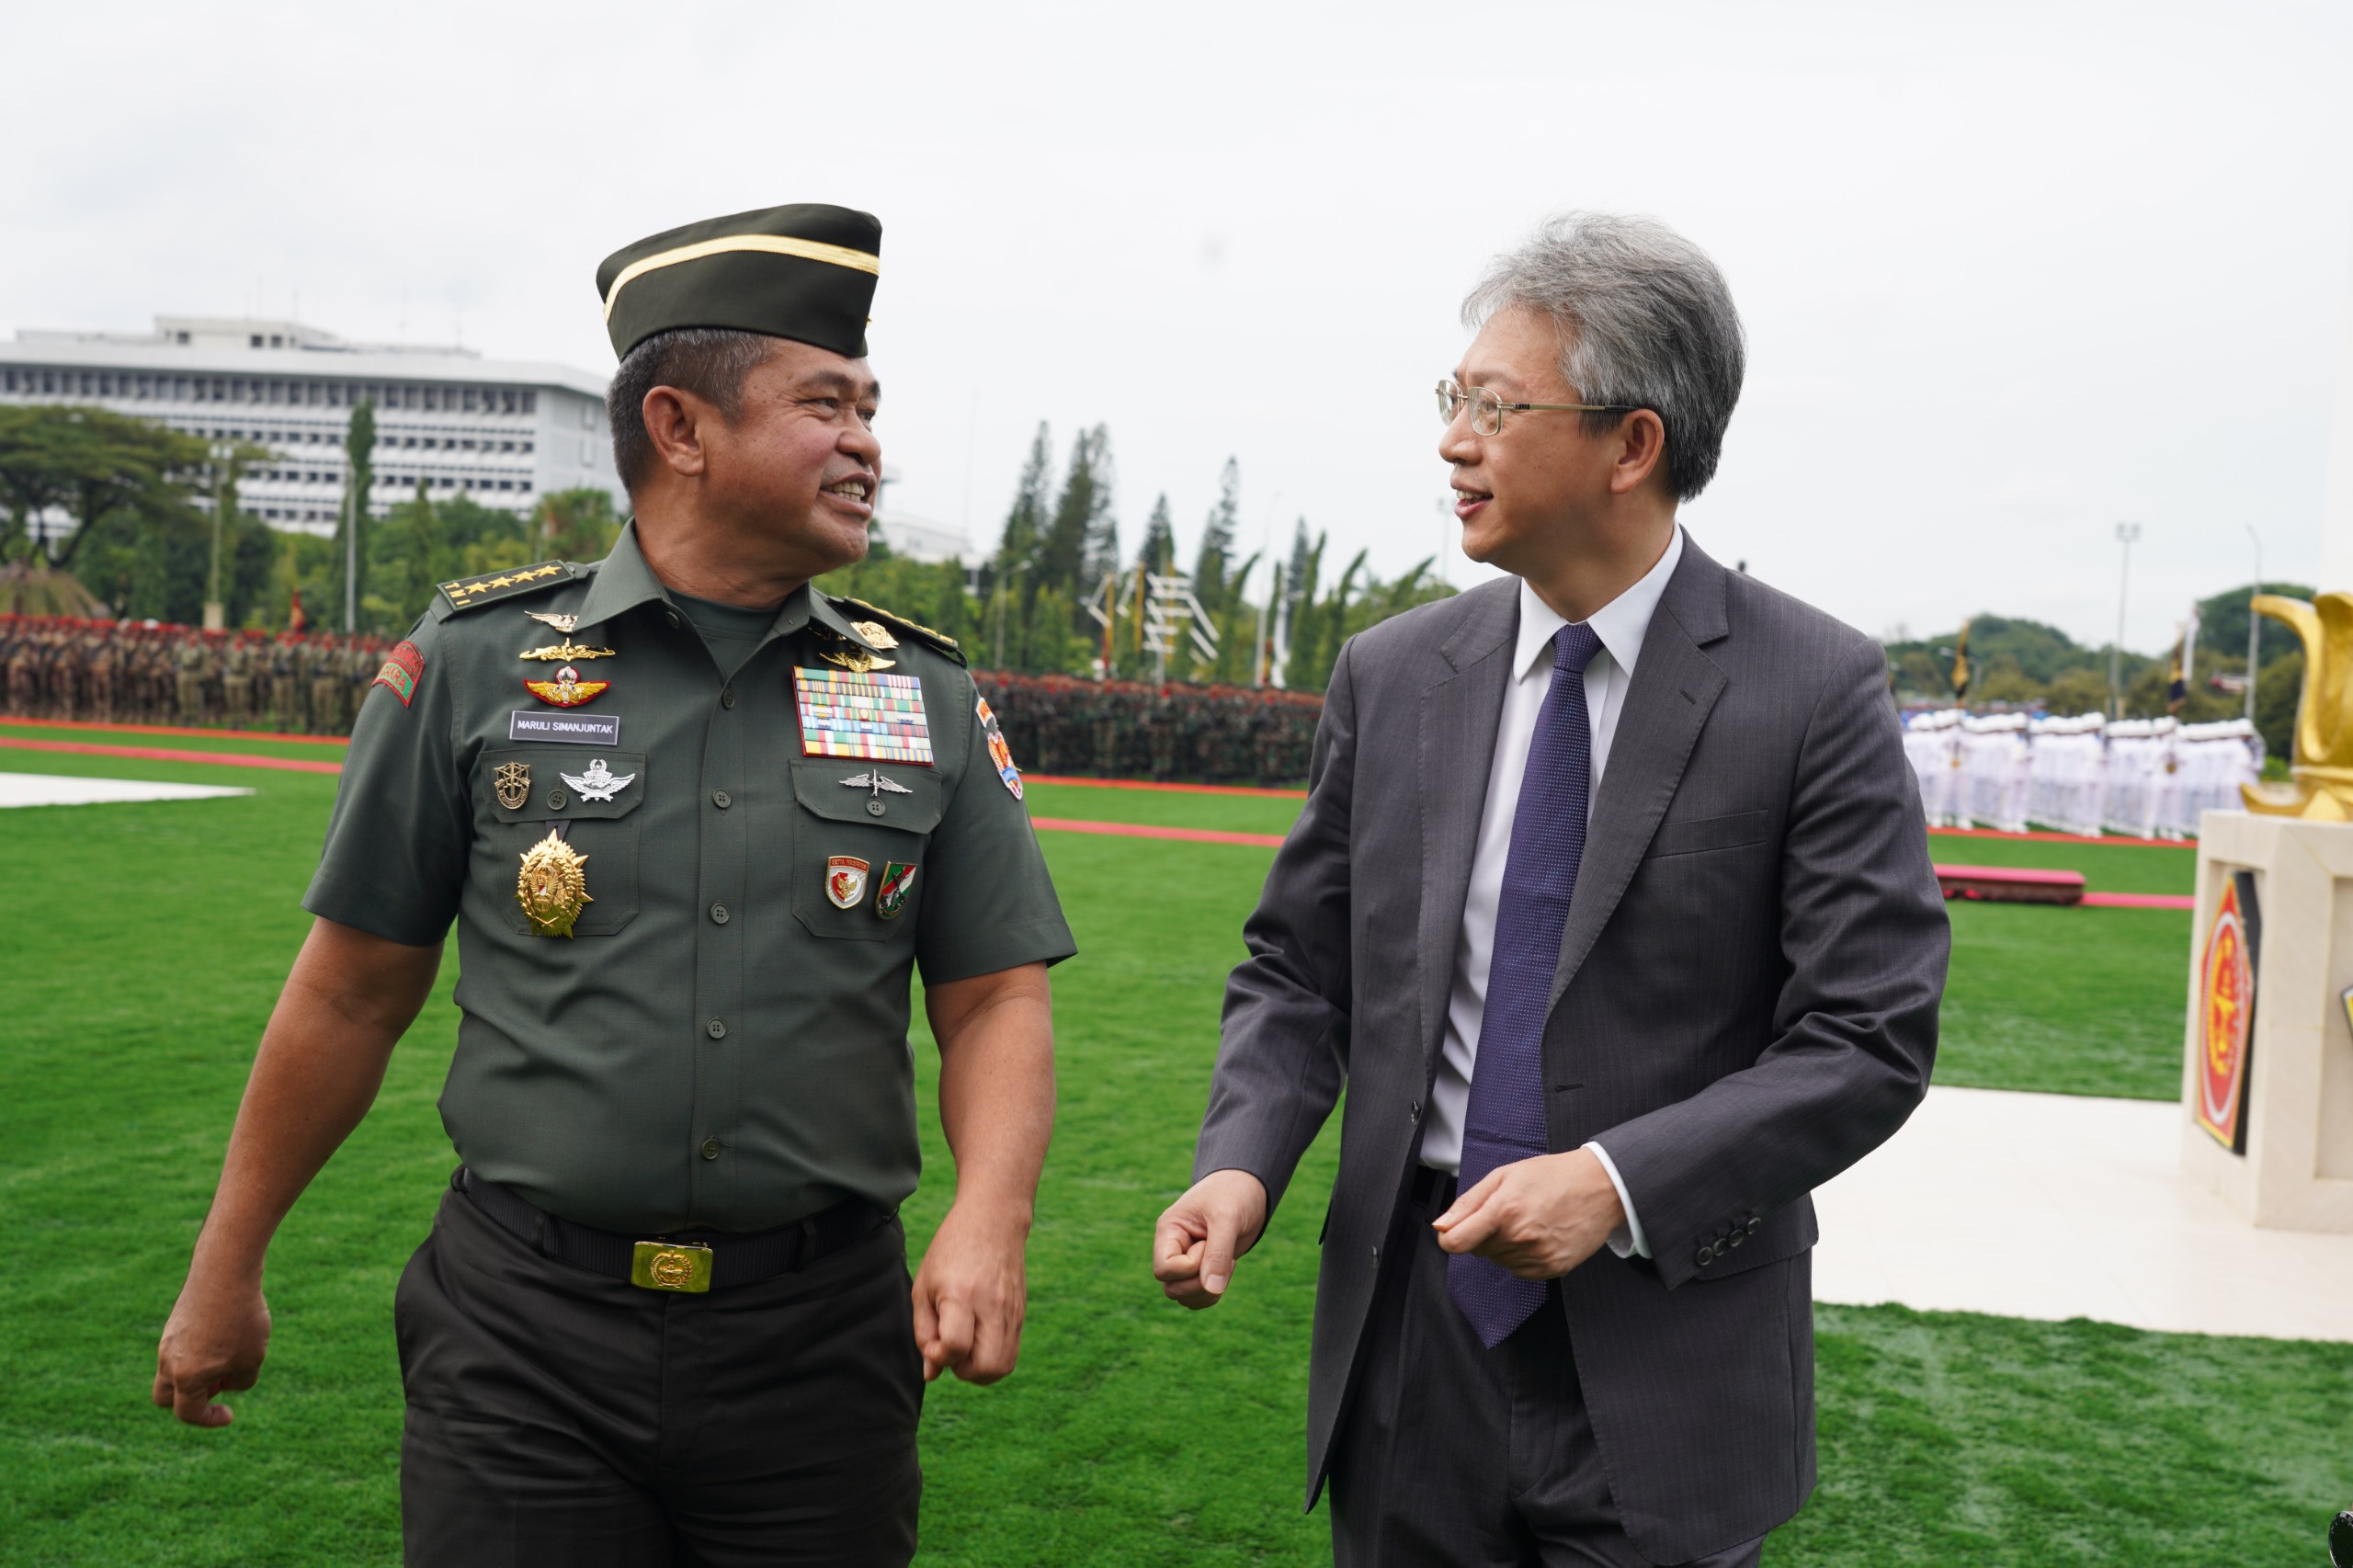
250, 334, 263, 348
461, 388, 478, 413
521, 392, 536, 415
521, 440, 534, 453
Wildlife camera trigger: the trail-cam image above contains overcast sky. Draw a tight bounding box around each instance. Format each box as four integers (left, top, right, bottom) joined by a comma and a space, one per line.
6, 0, 2349, 654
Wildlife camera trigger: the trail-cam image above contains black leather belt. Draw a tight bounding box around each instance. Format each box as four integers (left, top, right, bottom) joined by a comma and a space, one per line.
454, 1166, 892, 1293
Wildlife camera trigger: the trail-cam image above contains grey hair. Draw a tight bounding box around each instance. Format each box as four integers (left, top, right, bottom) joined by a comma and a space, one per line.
607, 326, 780, 494
1461, 212, 1745, 501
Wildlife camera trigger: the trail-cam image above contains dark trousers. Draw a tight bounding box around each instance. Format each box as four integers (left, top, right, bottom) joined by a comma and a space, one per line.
395, 1187, 924, 1567
1328, 1172, 1765, 1568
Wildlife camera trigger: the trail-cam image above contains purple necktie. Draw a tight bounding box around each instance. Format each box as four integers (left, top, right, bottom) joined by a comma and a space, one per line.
1449, 620, 1604, 1348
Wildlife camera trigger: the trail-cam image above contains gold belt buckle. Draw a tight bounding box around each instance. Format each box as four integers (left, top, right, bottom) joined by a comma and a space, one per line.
630, 1240, 714, 1293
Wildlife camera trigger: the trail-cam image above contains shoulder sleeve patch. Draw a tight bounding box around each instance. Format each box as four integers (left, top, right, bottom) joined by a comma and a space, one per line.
372, 640, 425, 707
437, 562, 574, 616
831, 595, 966, 665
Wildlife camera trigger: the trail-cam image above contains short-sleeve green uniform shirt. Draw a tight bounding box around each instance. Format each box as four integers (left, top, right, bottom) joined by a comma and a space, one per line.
305, 523, 1074, 1234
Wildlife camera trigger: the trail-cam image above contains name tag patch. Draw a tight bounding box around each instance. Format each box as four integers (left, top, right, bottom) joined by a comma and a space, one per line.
795, 667, 932, 766
509, 710, 621, 745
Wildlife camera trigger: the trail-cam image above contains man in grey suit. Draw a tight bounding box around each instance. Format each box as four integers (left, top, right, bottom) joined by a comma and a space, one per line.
1153, 214, 1949, 1565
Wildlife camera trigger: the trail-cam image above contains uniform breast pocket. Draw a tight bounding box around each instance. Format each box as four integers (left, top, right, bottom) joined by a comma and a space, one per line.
789, 759, 945, 941
475, 747, 648, 937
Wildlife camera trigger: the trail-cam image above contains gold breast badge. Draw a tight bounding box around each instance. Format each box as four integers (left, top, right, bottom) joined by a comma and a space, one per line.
517, 830, 592, 937
494, 761, 532, 811
520, 640, 617, 662
818, 645, 895, 674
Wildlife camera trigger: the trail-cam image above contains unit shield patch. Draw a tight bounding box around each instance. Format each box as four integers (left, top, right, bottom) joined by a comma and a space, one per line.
795, 667, 933, 766
874, 861, 917, 920
826, 855, 871, 910
2195, 872, 2260, 1151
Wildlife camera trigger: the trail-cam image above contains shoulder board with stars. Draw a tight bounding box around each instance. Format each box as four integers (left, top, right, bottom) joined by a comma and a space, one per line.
828, 596, 966, 665
436, 562, 575, 616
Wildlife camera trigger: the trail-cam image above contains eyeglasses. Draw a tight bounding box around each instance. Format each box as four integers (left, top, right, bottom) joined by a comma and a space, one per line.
1436, 379, 1635, 437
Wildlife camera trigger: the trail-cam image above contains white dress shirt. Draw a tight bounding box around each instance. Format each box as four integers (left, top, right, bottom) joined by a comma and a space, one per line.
1421, 526, 1685, 1259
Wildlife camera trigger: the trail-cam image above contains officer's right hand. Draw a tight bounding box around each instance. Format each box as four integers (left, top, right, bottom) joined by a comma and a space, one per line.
1153, 1168, 1268, 1310
153, 1267, 271, 1428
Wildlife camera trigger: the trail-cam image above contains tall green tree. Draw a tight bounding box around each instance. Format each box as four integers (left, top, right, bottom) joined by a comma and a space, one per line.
536, 486, 624, 560
1193, 457, 1239, 616
0, 404, 210, 571
1040, 425, 1110, 605
333, 399, 378, 631
1138, 494, 1174, 575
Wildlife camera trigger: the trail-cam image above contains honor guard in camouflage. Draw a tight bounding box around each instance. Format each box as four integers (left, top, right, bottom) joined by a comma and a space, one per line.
154, 202, 1074, 1568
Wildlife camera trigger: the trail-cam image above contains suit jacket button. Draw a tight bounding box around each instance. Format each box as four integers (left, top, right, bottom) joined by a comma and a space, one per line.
1409, 1101, 1421, 1122
1747, 1217, 1762, 1234
1697, 1245, 1714, 1267
1370, 1246, 1380, 1266
1728, 1231, 1744, 1248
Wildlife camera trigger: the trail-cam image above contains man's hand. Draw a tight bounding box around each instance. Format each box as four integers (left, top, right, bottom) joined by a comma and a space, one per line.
911, 1199, 1029, 1383
153, 1267, 271, 1428
1152, 1168, 1269, 1309
919, 962, 1053, 1386
1433, 1148, 1625, 1279
149, 916, 438, 1430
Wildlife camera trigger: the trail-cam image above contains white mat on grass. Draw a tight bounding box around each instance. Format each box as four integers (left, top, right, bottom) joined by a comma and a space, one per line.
1813, 1084, 2353, 1341
0, 771, 255, 808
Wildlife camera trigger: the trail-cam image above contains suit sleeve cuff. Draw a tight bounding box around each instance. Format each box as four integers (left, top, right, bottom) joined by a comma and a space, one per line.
1583, 1141, 1650, 1259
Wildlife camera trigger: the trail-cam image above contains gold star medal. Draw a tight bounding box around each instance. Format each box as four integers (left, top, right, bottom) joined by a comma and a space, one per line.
517, 830, 593, 937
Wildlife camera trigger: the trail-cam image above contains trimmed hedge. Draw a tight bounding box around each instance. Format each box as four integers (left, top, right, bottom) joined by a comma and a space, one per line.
975, 671, 1324, 787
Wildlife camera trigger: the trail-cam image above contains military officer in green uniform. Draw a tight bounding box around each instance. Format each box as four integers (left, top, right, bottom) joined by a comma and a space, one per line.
153, 203, 1074, 1566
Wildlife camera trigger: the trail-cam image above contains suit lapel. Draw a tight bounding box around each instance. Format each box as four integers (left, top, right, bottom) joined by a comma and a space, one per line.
1418, 583, 1518, 1063
1548, 546, 1732, 1006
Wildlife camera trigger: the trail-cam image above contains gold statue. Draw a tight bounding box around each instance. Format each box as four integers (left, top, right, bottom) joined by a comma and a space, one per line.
2241, 592, 2353, 820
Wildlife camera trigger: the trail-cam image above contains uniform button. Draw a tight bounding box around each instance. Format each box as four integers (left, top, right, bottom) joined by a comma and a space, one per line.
700, 1137, 722, 1160
665, 609, 683, 629
710, 903, 729, 925
1409, 1101, 1422, 1123
706, 1017, 727, 1040
720, 687, 736, 709
711, 790, 732, 809
546, 790, 566, 810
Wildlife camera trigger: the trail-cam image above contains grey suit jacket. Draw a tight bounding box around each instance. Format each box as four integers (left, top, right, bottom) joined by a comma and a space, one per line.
1192, 537, 1949, 1562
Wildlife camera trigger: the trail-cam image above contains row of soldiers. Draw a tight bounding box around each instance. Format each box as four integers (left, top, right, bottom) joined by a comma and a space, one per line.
972, 671, 1324, 787
2, 616, 392, 735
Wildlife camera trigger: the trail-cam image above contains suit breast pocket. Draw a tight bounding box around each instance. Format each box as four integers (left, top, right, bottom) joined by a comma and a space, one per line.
476, 747, 647, 937
789, 760, 945, 941
1643, 808, 1772, 859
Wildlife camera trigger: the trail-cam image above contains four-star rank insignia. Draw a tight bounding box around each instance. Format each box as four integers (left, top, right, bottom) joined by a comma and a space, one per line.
525, 665, 610, 707
874, 861, 917, 920
825, 855, 870, 910
494, 761, 532, 811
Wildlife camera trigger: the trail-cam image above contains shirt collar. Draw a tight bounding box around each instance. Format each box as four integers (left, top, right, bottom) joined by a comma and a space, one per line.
576, 518, 874, 648
1511, 525, 1686, 682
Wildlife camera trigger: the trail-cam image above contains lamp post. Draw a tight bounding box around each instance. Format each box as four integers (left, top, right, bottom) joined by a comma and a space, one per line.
2109, 521, 2142, 718
2245, 524, 2263, 725
204, 440, 232, 631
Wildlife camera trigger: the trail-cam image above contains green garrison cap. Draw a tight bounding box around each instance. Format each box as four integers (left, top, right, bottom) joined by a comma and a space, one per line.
597, 202, 881, 360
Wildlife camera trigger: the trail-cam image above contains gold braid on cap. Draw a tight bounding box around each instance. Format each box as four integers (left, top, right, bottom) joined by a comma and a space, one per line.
603, 234, 881, 322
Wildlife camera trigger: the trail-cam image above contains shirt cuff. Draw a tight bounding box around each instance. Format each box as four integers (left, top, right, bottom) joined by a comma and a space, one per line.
1582, 1141, 1650, 1260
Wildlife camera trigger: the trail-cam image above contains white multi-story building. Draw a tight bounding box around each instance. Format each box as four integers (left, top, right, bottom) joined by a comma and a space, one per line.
1, 315, 620, 535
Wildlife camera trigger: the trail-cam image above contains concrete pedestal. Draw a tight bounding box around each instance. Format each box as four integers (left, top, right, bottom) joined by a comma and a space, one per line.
2184, 812, 2353, 1232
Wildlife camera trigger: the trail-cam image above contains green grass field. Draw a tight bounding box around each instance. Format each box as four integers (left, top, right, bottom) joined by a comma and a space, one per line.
1, 737, 2344, 1565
